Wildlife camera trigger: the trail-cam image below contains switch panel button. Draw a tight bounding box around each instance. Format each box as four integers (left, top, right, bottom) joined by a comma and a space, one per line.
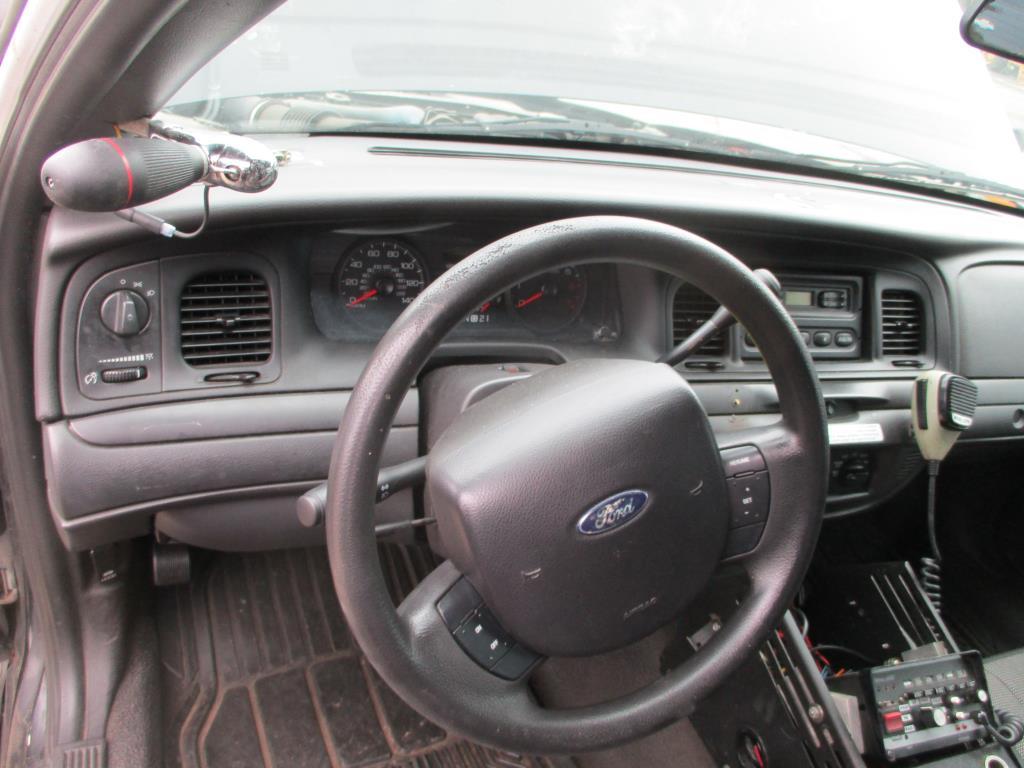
883, 711, 904, 734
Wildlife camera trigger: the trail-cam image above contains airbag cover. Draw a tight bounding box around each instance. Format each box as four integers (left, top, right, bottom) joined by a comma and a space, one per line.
426, 359, 728, 657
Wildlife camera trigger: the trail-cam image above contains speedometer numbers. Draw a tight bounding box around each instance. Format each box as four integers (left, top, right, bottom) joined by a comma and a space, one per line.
336, 240, 427, 332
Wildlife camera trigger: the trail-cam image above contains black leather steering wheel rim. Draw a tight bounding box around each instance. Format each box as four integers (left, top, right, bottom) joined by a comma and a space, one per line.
326, 216, 828, 754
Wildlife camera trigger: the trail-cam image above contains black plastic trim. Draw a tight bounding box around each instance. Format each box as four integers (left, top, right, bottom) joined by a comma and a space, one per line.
43, 422, 418, 548
67, 390, 418, 445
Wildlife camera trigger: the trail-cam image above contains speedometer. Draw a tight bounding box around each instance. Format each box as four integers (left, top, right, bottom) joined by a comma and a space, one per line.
336, 239, 428, 332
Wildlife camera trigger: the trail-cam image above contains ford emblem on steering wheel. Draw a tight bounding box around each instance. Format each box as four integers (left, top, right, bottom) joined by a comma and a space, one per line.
576, 490, 650, 535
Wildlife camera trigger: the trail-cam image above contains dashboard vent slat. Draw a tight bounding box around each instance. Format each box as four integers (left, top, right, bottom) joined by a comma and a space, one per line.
880, 290, 923, 356
180, 271, 272, 367
671, 283, 727, 356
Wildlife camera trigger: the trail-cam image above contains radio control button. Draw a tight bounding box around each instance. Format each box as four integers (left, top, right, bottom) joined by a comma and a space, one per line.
835, 330, 856, 347
818, 290, 848, 309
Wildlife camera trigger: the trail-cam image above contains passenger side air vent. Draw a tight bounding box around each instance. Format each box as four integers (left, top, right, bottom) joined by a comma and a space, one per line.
179, 271, 272, 367
880, 289, 923, 356
671, 283, 727, 355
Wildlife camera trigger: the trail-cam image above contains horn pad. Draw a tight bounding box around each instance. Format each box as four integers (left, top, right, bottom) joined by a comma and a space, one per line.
426, 359, 729, 657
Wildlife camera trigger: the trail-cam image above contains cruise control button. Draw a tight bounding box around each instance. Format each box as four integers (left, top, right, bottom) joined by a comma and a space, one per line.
727, 471, 770, 527
720, 445, 766, 477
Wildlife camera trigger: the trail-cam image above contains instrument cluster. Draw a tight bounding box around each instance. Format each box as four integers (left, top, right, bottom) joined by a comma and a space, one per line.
312, 233, 618, 343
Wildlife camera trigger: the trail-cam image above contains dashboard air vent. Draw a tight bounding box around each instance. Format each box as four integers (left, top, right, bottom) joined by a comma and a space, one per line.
671, 283, 727, 355
179, 271, 272, 367
880, 290, 923, 356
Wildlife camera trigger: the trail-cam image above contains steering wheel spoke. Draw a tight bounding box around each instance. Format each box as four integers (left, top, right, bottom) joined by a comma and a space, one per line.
399, 561, 544, 684
717, 422, 825, 594
393, 560, 543, 736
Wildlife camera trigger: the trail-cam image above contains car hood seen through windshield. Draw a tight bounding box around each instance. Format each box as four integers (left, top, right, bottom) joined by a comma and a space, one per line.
167, 0, 1024, 202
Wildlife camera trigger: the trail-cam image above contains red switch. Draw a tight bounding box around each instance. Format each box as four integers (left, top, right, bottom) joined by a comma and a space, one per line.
883, 711, 904, 734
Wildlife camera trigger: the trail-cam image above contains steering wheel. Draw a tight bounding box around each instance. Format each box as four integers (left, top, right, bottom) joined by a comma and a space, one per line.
326, 216, 828, 754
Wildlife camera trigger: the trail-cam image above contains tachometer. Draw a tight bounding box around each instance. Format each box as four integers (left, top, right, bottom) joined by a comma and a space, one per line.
336, 239, 428, 332
509, 266, 587, 332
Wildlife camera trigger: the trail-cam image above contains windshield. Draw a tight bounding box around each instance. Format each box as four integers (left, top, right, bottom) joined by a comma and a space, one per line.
167, 0, 1024, 207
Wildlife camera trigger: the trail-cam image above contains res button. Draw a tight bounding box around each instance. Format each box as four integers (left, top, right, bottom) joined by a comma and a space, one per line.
720, 445, 766, 477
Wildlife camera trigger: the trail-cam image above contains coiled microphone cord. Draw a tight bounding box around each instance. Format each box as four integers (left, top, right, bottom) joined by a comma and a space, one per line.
919, 461, 943, 613
978, 708, 1024, 748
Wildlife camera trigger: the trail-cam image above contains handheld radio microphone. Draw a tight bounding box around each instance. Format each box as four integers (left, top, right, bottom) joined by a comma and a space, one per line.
910, 370, 978, 614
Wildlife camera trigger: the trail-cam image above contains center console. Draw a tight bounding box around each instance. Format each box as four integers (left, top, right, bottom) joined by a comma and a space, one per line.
863, 652, 992, 762
687, 562, 1021, 768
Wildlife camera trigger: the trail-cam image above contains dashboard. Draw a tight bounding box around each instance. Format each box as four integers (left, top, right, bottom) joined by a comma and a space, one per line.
33, 136, 1024, 553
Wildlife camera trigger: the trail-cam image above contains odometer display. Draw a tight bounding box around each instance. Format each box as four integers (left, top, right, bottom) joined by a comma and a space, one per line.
336, 239, 427, 332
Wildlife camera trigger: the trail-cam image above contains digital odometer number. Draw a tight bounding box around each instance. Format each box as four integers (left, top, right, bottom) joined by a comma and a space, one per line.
336, 240, 428, 332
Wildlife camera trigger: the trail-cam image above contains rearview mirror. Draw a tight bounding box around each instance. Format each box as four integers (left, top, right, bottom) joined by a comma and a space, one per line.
962, 0, 1024, 64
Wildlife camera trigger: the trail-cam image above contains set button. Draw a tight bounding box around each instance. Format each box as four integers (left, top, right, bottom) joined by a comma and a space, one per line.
726, 472, 769, 527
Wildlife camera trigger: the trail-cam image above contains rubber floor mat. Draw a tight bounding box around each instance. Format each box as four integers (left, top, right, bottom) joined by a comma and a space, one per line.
158, 544, 562, 768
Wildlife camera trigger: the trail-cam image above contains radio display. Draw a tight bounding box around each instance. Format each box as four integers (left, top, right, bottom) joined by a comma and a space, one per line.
783, 289, 814, 307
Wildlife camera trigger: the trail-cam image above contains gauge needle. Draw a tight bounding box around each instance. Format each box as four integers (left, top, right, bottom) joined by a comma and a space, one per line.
347, 288, 378, 307
479, 301, 492, 313
516, 291, 544, 309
